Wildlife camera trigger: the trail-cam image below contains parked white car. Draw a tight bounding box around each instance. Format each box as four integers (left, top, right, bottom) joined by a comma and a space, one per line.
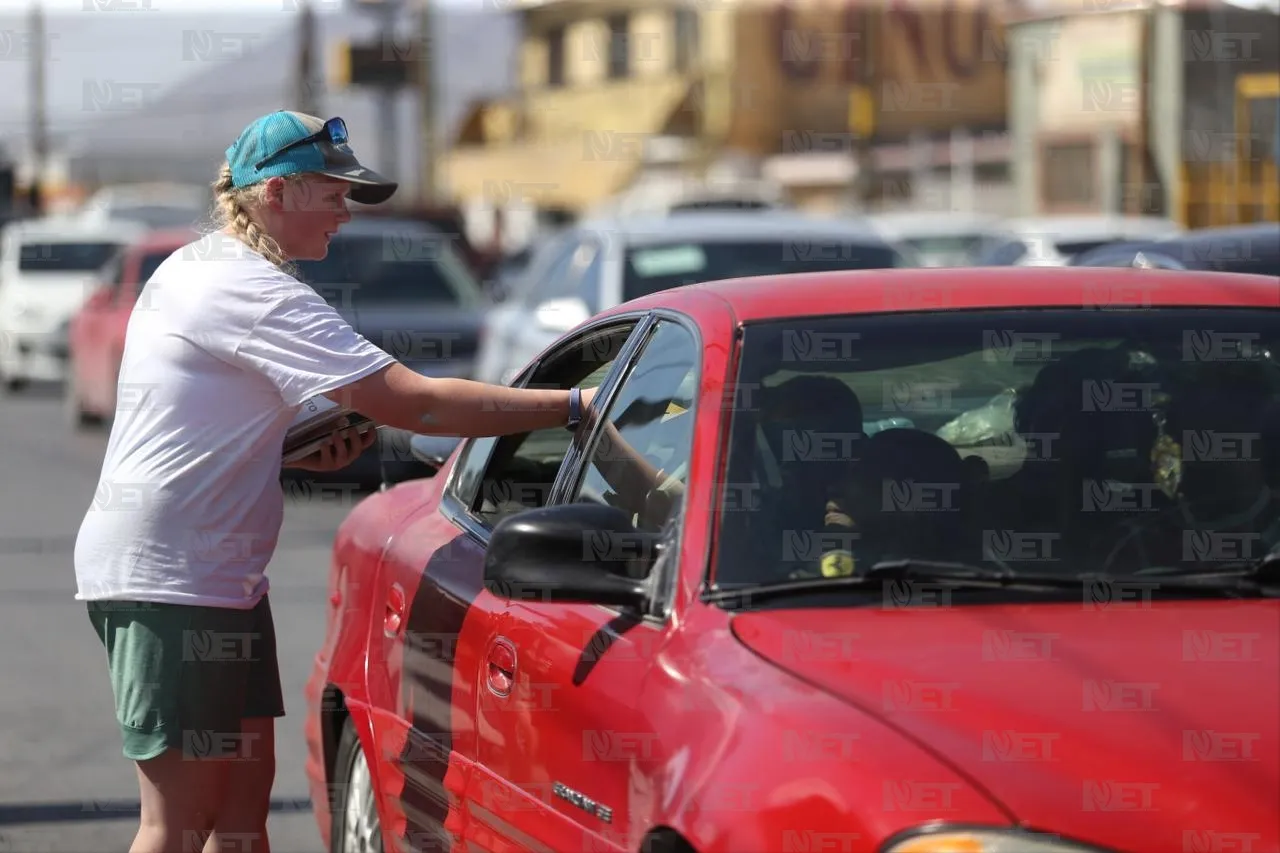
866, 211, 1004, 267
78, 183, 209, 230
0, 217, 146, 391
975, 215, 1183, 267
474, 210, 912, 386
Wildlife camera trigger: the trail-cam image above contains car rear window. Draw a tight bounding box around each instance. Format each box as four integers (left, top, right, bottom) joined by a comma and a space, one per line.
295, 232, 483, 308
18, 241, 122, 273
622, 239, 905, 301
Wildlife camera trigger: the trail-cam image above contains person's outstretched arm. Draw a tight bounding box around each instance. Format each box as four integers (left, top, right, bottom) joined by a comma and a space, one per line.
329, 363, 593, 437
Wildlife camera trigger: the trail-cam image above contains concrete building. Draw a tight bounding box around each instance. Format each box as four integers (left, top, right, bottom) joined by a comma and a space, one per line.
443, 0, 1021, 240
1003, 0, 1279, 226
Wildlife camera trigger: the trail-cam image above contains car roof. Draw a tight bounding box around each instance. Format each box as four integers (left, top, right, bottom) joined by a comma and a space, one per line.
867, 211, 1003, 238
601, 267, 1280, 323
1155, 222, 1280, 245
1001, 215, 1181, 241
330, 216, 446, 238
6, 216, 148, 242
574, 210, 887, 246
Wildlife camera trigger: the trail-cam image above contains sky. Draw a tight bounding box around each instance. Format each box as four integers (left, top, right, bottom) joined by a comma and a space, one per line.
0, 0, 486, 11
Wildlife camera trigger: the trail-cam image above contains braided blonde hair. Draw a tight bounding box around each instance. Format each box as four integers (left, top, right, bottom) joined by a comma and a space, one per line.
210, 162, 299, 276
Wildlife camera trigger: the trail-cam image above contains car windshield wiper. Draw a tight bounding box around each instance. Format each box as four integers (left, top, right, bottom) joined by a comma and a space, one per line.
704, 557, 1280, 607
1134, 546, 1280, 590
703, 559, 1086, 607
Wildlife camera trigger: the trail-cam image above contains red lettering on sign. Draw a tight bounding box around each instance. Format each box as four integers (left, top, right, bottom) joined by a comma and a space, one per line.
888, 0, 990, 81
889, 0, 931, 76
842, 4, 871, 84
776, 0, 821, 82
943, 3, 987, 79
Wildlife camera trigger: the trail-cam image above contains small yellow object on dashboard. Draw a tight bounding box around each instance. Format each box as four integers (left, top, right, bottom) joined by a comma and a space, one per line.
820, 550, 856, 578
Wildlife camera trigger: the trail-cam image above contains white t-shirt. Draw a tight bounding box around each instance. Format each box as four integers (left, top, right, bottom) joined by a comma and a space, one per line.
73, 233, 396, 610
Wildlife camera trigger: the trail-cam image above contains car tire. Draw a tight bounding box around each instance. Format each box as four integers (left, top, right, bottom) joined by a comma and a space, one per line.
330, 717, 384, 853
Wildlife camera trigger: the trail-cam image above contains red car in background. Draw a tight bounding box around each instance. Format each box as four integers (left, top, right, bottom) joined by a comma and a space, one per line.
64, 228, 195, 428
306, 268, 1280, 853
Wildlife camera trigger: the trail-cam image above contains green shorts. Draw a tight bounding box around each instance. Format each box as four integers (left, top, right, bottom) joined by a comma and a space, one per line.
87, 596, 285, 762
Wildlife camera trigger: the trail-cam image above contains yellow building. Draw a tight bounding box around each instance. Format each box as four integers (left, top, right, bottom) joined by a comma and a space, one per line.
1002, 0, 1279, 226
443, 0, 1014, 221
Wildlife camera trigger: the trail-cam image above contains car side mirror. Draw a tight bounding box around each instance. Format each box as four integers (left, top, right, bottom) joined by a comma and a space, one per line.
534, 297, 591, 334
483, 502, 656, 609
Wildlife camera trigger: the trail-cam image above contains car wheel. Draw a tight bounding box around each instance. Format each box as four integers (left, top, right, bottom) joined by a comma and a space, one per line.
3, 376, 27, 394
330, 718, 383, 853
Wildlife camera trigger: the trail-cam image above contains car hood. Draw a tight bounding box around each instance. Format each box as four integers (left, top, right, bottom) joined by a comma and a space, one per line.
731, 601, 1280, 847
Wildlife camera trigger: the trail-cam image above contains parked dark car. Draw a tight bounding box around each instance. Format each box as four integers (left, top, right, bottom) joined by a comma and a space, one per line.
1070, 222, 1280, 275
284, 215, 489, 491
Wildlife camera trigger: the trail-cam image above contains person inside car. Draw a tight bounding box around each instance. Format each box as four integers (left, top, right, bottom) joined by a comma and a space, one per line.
997, 345, 1177, 570
1096, 357, 1280, 573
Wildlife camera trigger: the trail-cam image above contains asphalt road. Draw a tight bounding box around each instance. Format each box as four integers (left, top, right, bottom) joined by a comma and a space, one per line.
0, 384, 363, 853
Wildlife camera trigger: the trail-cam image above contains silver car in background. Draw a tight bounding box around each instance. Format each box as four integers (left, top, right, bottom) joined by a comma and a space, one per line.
474, 210, 913, 385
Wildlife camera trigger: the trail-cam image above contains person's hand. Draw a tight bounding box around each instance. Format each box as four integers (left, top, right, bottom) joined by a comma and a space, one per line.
288, 418, 378, 472
581, 385, 599, 411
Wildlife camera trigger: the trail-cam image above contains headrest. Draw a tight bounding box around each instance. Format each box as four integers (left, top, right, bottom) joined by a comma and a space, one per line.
861, 428, 965, 483
761, 375, 864, 432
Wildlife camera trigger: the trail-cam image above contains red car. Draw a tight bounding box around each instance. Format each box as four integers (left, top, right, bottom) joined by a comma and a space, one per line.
65, 228, 195, 427
305, 268, 1280, 853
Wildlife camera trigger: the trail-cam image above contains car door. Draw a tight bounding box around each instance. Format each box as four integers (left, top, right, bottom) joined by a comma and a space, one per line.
476, 317, 701, 853
380, 315, 648, 852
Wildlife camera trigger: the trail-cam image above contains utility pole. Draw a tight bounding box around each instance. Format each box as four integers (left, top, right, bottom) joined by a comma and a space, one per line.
374, 2, 399, 192
296, 0, 322, 116
417, 0, 437, 205
28, 0, 47, 214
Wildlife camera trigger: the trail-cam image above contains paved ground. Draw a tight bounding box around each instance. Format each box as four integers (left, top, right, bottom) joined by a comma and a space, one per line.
0, 384, 366, 853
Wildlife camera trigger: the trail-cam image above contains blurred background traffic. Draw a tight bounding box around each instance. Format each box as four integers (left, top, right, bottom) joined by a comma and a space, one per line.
1, 0, 1278, 469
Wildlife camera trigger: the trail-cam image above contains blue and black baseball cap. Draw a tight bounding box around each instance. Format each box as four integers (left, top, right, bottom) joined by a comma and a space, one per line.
226, 111, 397, 205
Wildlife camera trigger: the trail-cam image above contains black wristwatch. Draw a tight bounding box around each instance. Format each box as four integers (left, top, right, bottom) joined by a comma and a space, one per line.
566, 387, 583, 432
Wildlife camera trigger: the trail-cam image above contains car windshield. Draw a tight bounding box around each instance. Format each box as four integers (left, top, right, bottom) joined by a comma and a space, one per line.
623, 239, 906, 301
295, 232, 483, 308
712, 308, 1280, 592
18, 241, 122, 274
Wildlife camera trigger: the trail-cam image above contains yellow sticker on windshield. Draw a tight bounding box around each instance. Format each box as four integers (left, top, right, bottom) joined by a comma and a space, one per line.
821, 550, 856, 578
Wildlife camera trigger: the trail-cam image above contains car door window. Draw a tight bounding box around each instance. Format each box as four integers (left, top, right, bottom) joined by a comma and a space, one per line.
569, 320, 699, 571
448, 320, 640, 527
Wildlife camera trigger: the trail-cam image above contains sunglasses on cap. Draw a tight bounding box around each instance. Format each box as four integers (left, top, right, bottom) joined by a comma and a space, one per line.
254, 116, 350, 171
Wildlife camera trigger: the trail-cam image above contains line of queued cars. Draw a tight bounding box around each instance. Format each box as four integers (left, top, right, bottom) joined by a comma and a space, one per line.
2, 188, 918, 491
866, 211, 1280, 275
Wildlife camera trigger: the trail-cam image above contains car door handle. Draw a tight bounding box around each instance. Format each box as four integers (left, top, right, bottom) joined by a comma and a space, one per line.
384, 583, 406, 638
486, 637, 517, 698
